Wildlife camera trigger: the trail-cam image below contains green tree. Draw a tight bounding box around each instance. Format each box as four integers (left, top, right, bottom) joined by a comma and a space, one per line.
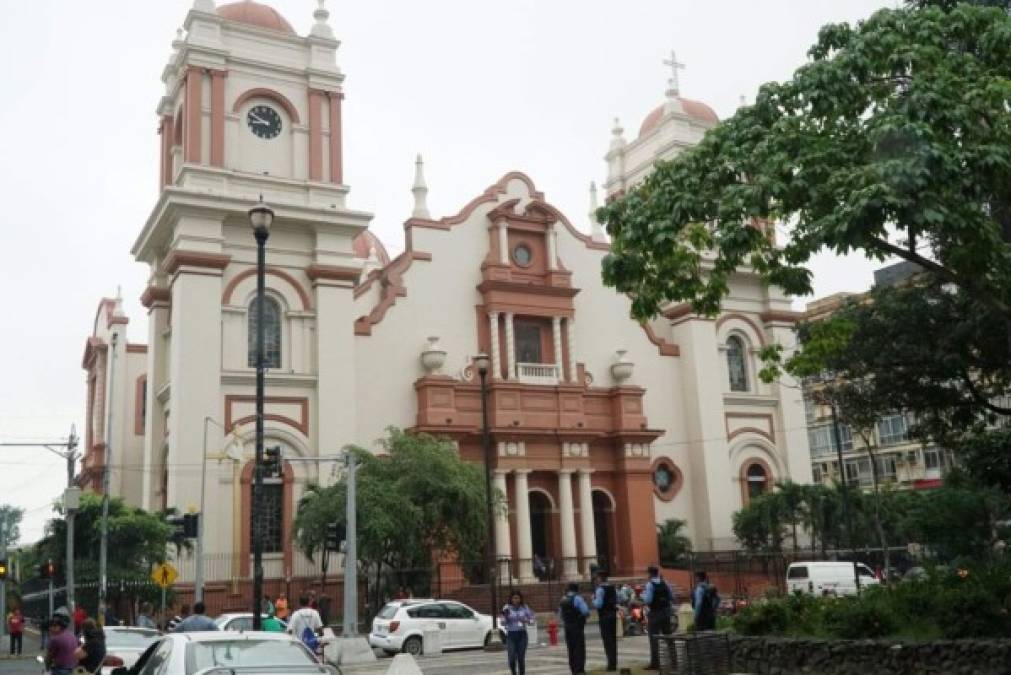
657, 519, 692, 567
293, 482, 345, 591
776, 481, 807, 555
733, 492, 787, 554
601, 2, 1011, 321
904, 470, 1007, 559
0, 504, 24, 548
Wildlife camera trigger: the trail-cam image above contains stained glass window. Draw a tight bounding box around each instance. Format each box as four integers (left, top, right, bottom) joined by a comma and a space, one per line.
248, 297, 282, 369
727, 336, 749, 392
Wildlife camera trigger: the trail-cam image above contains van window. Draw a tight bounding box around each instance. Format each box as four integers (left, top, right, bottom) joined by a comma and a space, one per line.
787, 566, 808, 579
858, 564, 875, 578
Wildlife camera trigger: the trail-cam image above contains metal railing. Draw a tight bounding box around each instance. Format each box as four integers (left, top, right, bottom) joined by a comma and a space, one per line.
515, 362, 560, 385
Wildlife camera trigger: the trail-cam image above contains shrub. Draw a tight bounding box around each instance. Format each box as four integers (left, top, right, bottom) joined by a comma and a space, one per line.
732, 599, 792, 635
821, 592, 897, 639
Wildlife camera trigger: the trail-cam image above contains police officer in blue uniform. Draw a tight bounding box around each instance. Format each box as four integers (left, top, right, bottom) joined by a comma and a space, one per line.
592, 570, 619, 671
642, 565, 677, 670
558, 582, 590, 674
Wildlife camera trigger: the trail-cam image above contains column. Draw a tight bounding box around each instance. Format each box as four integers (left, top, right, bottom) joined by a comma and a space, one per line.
308, 90, 324, 181
547, 223, 558, 270
514, 470, 533, 581
577, 469, 597, 575
551, 316, 563, 382
498, 221, 509, 264
557, 470, 578, 579
493, 470, 511, 583
504, 313, 516, 380
565, 317, 578, 383
328, 92, 344, 184
488, 312, 501, 380
184, 66, 203, 163
209, 70, 226, 167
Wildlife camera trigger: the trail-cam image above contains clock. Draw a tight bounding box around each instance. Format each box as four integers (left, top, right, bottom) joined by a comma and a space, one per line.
247, 105, 282, 140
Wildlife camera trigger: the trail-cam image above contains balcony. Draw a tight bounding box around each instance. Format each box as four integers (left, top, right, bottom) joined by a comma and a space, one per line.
516, 362, 560, 385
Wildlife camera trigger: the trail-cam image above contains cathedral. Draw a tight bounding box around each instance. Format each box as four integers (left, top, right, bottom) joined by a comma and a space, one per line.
80, 0, 811, 587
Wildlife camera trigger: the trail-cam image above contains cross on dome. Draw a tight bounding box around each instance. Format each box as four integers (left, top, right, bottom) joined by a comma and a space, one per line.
663, 50, 686, 96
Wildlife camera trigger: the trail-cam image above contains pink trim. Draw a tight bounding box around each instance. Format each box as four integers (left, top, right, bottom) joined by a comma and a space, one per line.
715, 312, 767, 347
221, 266, 312, 310
328, 92, 343, 184
308, 90, 324, 181
210, 70, 227, 167
231, 87, 301, 124
184, 67, 203, 163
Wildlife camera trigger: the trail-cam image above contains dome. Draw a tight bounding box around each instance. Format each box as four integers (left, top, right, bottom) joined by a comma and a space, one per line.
217, 1, 296, 35
638, 98, 719, 138
352, 230, 391, 266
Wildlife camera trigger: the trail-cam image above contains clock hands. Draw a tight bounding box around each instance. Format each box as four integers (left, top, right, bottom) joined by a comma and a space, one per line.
249, 113, 269, 125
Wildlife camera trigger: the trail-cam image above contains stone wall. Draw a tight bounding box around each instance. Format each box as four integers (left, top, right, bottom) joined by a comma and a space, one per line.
730, 635, 1011, 675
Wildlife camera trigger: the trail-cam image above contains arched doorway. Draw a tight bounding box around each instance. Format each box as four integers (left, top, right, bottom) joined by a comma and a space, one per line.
528, 491, 554, 579
592, 490, 615, 572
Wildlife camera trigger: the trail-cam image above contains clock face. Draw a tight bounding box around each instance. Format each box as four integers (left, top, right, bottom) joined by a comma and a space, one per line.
247, 105, 282, 140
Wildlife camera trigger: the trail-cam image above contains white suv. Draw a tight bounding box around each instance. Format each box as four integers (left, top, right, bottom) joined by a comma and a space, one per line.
368, 600, 496, 656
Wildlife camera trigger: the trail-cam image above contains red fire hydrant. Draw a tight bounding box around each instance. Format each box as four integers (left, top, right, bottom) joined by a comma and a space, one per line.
547, 617, 559, 646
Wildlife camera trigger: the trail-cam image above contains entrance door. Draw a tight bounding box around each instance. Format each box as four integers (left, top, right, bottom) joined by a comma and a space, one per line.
529, 491, 553, 579
592, 491, 613, 571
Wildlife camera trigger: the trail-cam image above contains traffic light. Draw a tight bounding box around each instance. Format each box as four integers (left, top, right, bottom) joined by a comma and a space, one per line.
183, 513, 199, 539
325, 521, 345, 552
262, 445, 282, 478
39, 560, 56, 579
0, 559, 8, 580
167, 515, 187, 540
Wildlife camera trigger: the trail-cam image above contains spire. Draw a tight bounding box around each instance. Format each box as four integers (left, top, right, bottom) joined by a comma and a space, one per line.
172, 27, 185, 53
362, 246, 382, 278
609, 117, 626, 152
589, 182, 607, 242
192, 0, 216, 13
411, 154, 431, 219
311, 0, 335, 39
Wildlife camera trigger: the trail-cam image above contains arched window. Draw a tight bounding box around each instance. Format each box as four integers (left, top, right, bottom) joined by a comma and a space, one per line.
248, 296, 281, 369
727, 335, 749, 392
746, 463, 769, 500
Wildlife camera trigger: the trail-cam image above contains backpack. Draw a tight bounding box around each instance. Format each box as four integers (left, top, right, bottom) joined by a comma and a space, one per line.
648, 580, 671, 613
300, 625, 320, 652
559, 595, 585, 626
696, 584, 719, 626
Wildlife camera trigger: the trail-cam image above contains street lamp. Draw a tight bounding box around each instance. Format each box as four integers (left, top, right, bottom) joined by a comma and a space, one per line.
474, 353, 502, 650
248, 196, 274, 630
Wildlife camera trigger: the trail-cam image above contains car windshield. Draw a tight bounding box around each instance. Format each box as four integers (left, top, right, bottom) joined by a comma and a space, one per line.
186, 639, 315, 674
377, 604, 398, 620
106, 629, 160, 648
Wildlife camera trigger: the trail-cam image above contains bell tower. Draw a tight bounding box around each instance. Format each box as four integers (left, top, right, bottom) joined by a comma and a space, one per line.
155, 0, 348, 193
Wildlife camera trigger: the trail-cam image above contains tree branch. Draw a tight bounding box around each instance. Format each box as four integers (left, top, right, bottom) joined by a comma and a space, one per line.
961, 370, 1011, 416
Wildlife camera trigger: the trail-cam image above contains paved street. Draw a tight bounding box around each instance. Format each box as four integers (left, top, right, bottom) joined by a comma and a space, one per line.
344, 635, 653, 675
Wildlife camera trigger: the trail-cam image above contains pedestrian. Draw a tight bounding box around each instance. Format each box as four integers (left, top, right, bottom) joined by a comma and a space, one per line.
103, 605, 119, 628
691, 570, 720, 632
75, 618, 107, 675
642, 565, 676, 671
558, 582, 589, 675
6, 606, 24, 656
136, 602, 156, 629
263, 594, 275, 618
166, 604, 189, 632
287, 594, 323, 651
592, 570, 618, 672
501, 591, 535, 675
73, 605, 87, 637
318, 593, 331, 627
275, 594, 289, 621
262, 607, 286, 633
43, 612, 78, 675
172, 601, 217, 632
308, 590, 318, 610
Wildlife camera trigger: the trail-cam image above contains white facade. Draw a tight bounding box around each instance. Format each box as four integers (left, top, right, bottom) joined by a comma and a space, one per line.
81, 1, 811, 579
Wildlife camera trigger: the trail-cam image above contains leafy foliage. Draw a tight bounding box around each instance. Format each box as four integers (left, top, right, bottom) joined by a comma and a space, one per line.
0, 504, 24, 548
657, 519, 692, 566
601, 2, 1011, 320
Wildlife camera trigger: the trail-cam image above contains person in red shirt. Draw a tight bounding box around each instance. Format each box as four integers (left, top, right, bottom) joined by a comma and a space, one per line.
7, 607, 24, 655
72, 606, 86, 637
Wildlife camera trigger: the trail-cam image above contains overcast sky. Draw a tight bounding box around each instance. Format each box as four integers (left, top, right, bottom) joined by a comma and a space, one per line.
0, 0, 894, 545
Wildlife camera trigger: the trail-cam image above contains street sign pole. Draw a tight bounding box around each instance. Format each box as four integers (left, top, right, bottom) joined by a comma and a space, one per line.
342, 453, 357, 638
161, 586, 166, 623
1, 518, 7, 641
48, 579, 54, 617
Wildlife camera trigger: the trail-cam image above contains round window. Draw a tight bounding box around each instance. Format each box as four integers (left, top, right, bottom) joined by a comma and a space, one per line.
512, 244, 533, 267
651, 459, 682, 501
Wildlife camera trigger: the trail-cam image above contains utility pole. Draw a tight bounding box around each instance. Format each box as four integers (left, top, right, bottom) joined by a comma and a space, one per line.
829, 402, 861, 592
342, 452, 358, 637
99, 333, 118, 617
0, 425, 80, 611
1, 517, 7, 642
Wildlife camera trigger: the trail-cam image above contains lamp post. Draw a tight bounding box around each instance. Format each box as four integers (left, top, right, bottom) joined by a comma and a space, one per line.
474, 353, 501, 648
248, 197, 274, 630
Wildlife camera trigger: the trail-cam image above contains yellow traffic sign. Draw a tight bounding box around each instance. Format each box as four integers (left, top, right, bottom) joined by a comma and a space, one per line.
151, 562, 178, 588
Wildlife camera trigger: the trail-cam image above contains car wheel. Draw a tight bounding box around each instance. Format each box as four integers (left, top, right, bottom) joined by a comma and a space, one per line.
484, 631, 494, 647
402, 636, 423, 657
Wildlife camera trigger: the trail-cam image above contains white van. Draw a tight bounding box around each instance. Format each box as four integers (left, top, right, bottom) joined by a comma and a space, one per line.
786, 561, 880, 596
